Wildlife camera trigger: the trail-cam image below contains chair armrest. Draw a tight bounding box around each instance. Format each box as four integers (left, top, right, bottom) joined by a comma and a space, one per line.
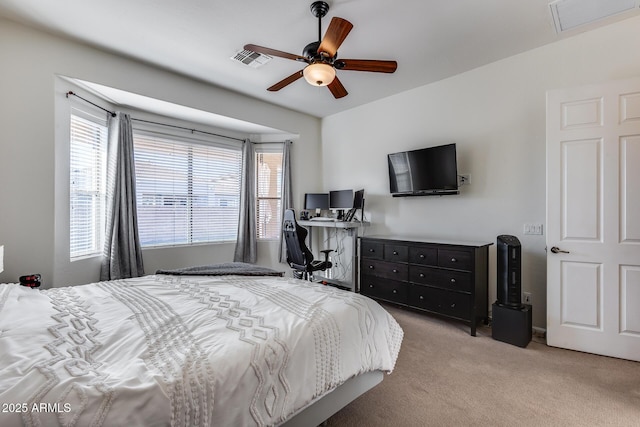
319, 249, 334, 262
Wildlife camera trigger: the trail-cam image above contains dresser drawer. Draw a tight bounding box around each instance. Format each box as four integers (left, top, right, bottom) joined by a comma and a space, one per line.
361, 240, 384, 260
361, 259, 408, 281
408, 285, 471, 321
409, 246, 438, 266
384, 244, 408, 263
359, 236, 490, 336
438, 248, 472, 271
361, 275, 408, 304
409, 266, 472, 292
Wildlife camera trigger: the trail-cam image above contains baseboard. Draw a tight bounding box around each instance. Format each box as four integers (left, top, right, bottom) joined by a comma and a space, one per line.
532, 326, 546, 339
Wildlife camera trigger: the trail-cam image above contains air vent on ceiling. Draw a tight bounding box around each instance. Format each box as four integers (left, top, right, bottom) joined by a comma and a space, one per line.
549, 0, 640, 33
231, 49, 272, 68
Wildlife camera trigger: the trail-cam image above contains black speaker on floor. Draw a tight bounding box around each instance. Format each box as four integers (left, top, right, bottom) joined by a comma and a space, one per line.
492, 303, 532, 348
496, 235, 522, 308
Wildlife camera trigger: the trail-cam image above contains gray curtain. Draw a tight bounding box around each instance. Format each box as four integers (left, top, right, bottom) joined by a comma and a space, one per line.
234, 139, 257, 263
279, 140, 293, 263
100, 112, 144, 280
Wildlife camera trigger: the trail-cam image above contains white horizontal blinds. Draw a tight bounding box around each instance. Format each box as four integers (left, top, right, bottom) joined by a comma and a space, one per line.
69, 109, 107, 259
256, 150, 283, 240
134, 132, 242, 247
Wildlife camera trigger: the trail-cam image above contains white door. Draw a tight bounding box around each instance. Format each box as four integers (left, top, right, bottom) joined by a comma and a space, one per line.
546, 77, 640, 362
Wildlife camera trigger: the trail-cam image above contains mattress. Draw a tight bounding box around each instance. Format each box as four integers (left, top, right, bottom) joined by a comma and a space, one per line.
0, 274, 403, 426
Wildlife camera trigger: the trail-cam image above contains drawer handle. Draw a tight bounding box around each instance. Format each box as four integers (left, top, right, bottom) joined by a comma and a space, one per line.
450, 278, 456, 284
419, 295, 424, 300
368, 265, 374, 269
451, 303, 456, 308
393, 250, 398, 255
419, 254, 425, 259
419, 273, 425, 278
451, 257, 457, 262
369, 248, 375, 252
368, 284, 374, 288
392, 289, 397, 294
392, 269, 398, 273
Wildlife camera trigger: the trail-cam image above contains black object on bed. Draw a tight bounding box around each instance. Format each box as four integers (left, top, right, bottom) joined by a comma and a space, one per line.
156, 262, 284, 277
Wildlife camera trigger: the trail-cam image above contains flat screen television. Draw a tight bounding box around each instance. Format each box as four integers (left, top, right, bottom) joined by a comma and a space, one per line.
388, 143, 459, 196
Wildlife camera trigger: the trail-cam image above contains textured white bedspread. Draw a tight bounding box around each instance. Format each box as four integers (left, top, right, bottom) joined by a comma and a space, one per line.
0, 275, 403, 426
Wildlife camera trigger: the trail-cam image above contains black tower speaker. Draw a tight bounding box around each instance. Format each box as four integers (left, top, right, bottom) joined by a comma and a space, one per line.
496, 235, 522, 308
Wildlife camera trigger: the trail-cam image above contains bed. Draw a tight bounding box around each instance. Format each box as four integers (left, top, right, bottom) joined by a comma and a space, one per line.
0, 267, 403, 426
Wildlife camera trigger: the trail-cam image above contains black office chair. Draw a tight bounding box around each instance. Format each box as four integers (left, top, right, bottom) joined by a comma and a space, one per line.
282, 209, 333, 280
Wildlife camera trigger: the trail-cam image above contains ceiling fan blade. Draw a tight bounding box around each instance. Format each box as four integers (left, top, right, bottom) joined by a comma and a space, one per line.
317, 17, 353, 58
327, 76, 348, 99
336, 59, 398, 73
244, 44, 307, 62
267, 70, 305, 91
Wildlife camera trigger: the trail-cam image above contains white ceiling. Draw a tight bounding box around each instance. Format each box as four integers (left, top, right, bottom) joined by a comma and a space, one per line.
1, 0, 639, 119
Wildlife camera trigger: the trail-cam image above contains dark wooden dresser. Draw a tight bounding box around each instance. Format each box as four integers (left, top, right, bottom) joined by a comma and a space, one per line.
359, 236, 492, 336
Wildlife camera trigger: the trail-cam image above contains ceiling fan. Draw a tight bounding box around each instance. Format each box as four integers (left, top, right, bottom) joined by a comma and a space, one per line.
244, 1, 397, 99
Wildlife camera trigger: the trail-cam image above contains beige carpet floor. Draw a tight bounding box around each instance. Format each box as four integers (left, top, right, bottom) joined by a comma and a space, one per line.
326, 304, 640, 427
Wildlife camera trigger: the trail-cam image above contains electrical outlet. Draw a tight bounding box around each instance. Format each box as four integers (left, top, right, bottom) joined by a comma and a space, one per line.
458, 174, 470, 185
523, 292, 532, 305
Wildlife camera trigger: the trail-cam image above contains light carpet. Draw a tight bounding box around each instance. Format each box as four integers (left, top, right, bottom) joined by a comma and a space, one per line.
326, 304, 640, 426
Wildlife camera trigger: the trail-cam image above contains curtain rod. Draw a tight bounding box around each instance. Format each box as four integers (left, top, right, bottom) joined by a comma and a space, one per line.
130, 117, 245, 142
66, 90, 282, 144
66, 91, 116, 117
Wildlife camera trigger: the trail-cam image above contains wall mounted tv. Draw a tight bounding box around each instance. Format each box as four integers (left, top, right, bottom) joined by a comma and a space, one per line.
388, 143, 459, 197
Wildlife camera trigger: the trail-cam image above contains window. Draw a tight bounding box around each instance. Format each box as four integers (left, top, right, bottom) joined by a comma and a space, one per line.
133, 132, 242, 247
69, 108, 108, 259
256, 149, 283, 240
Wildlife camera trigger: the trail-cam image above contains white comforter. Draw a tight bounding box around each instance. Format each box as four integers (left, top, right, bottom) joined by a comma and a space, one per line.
0, 275, 403, 426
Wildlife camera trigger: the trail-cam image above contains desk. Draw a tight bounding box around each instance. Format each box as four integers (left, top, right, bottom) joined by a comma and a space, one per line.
298, 220, 370, 291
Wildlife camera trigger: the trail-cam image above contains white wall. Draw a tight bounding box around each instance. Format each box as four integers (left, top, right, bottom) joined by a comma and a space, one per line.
0, 18, 321, 287
321, 15, 640, 329
3, 14, 640, 327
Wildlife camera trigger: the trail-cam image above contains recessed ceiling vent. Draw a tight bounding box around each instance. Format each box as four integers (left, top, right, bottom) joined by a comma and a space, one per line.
231, 49, 272, 68
549, 0, 640, 33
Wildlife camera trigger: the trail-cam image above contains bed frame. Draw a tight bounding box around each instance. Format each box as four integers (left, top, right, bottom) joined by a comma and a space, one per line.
281, 370, 383, 426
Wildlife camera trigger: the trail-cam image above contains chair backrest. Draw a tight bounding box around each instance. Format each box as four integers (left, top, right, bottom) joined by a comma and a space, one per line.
282, 209, 313, 270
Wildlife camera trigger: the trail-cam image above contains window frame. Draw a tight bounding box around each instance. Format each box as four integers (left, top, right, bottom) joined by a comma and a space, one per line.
132, 125, 243, 248
69, 106, 108, 260
255, 146, 284, 241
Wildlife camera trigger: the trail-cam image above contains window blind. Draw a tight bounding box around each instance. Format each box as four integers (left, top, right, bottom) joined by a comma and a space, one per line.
69, 110, 107, 259
255, 150, 283, 240
133, 132, 242, 247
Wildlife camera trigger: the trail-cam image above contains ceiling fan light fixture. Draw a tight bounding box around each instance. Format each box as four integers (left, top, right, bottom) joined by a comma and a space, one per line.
303, 63, 336, 86
246, 2, 395, 98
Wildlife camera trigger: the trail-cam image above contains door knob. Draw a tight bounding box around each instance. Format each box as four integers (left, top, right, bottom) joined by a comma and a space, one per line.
550, 246, 570, 254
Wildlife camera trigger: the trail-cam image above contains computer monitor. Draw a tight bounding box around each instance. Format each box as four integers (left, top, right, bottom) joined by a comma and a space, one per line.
304, 193, 329, 213
353, 189, 365, 209
329, 189, 354, 209
329, 189, 354, 220
329, 190, 353, 210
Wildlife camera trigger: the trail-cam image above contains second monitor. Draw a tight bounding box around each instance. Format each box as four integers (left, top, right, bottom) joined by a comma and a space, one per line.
329, 189, 354, 220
